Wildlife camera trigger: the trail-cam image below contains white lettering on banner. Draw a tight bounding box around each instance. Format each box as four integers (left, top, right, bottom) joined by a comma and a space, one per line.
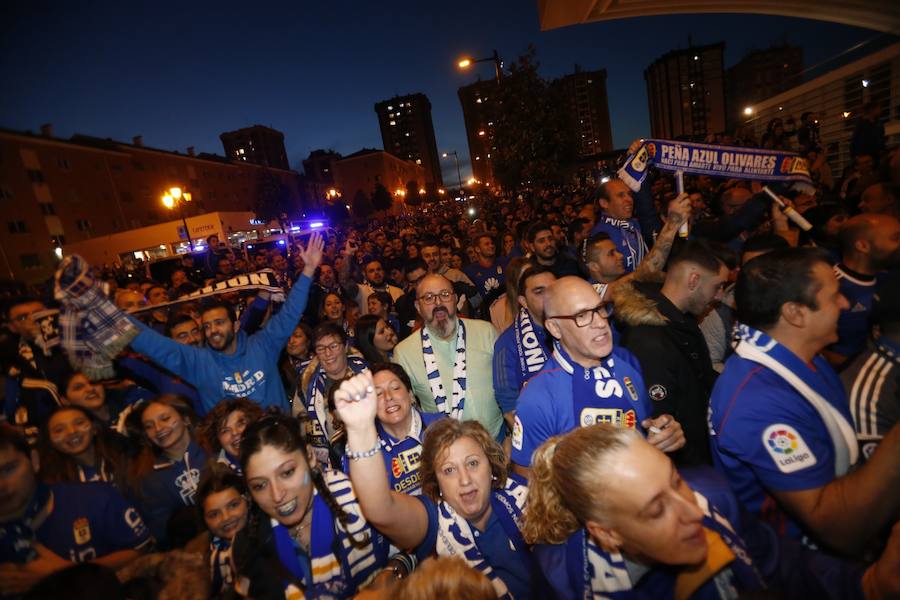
518, 318, 545, 372
762, 423, 818, 473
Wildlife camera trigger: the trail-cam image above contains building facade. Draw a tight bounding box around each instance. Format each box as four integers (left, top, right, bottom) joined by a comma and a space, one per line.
220, 125, 290, 170
458, 79, 499, 186
553, 66, 614, 156
727, 45, 803, 130
743, 42, 900, 175
0, 127, 303, 283
331, 149, 426, 209
645, 42, 727, 140
374, 94, 442, 187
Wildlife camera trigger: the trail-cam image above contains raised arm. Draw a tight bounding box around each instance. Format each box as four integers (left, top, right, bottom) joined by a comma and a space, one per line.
334, 371, 430, 550
254, 232, 324, 353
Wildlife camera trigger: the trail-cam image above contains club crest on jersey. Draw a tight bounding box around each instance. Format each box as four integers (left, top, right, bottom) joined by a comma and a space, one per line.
73, 517, 91, 545
580, 408, 637, 429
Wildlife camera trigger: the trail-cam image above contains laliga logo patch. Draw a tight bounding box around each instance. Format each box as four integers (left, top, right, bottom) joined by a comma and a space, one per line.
649, 384, 667, 401
512, 416, 523, 450
762, 424, 817, 473
73, 517, 91, 545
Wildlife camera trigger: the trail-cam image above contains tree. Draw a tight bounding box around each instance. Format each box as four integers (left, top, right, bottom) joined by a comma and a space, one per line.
404, 179, 422, 207
490, 45, 578, 190
254, 169, 293, 227
372, 183, 393, 212
350, 189, 374, 220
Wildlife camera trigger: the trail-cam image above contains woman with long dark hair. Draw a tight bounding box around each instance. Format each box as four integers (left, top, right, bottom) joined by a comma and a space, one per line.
39, 405, 130, 488
126, 394, 207, 549
353, 314, 398, 364
231, 412, 388, 599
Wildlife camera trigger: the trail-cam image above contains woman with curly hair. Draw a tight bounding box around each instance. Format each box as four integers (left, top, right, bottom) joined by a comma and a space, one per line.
196, 397, 264, 474
334, 371, 540, 599
230, 412, 388, 599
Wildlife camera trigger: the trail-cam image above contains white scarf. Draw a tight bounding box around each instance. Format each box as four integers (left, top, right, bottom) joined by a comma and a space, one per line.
420, 319, 467, 420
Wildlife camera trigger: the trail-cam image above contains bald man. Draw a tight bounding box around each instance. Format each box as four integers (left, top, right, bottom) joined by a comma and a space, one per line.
827, 213, 900, 367
510, 276, 684, 477
392, 274, 504, 439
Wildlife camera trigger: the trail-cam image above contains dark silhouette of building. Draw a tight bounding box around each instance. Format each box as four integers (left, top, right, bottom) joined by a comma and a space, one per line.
458, 79, 499, 186
553, 66, 614, 156
220, 125, 289, 170
727, 45, 803, 129
645, 43, 727, 140
374, 94, 442, 187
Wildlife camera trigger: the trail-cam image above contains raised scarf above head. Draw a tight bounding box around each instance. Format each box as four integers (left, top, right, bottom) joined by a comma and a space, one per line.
1, 484, 53, 563
305, 356, 369, 460
513, 308, 549, 382
420, 318, 467, 420
272, 470, 384, 598
435, 478, 530, 599
552, 340, 647, 433
571, 490, 764, 599
734, 324, 858, 475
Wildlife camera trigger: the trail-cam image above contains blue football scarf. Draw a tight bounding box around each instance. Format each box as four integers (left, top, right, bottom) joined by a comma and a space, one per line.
375, 409, 426, 495
272, 470, 384, 598
513, 308, 550, 383
618, 140, 814, 194
732, 325, 858, 475
598, 215, 648, 269
552, 341, 647, 432
421, 319, 467, 419
567, 490, 764, 598
435, 478, 530, 599
209, 535, 234, 595
0, 484, 53, 563
305, 356, 369, 465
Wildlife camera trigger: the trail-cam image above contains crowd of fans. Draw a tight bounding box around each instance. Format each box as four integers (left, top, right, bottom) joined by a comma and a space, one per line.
1, 127, 899, 600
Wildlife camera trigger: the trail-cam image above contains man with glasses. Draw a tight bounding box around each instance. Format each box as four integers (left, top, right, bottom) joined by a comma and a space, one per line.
510, 276, 685, 478
393, 274, 504, 439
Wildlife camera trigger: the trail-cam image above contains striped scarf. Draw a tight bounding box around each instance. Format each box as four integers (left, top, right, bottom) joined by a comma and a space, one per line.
420, 319, 467, 419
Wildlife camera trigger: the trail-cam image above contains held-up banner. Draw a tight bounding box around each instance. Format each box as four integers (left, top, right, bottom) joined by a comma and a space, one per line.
129, 269, 285, 315
618, 139, 814, 193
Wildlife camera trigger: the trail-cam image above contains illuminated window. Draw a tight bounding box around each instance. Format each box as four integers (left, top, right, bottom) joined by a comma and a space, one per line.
390, 121, 396, 126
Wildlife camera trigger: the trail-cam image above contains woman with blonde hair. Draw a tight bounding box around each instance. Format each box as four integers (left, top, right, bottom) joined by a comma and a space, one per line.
523, 424, 900, 599
334, 371, 540, 599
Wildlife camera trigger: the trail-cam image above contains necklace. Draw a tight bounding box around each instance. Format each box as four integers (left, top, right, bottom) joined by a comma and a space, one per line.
289, 494, 315, 541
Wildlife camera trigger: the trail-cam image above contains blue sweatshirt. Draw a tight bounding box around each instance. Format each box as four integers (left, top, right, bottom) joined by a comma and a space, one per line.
129, 275, 312, 415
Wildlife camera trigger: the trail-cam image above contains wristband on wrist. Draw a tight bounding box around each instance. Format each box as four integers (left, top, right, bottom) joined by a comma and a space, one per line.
345, 439, 380, 461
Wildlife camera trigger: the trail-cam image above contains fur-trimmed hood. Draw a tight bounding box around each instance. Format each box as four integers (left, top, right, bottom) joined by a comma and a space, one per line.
613, 278, 668, 328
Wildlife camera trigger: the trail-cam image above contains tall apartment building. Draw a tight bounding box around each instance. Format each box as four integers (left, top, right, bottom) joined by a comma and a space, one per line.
0, 126, 303, 282
645, 42, 727, 140
220, 125, 290, 170
457, 79, 499, 186
553, 66, 614, 156
727, 45, 803, 129
374, 94, 442, 186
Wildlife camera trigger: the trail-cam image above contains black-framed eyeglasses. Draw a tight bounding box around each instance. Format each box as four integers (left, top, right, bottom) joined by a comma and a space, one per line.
418, 289, 454, 305
314, 341, 344, 354
546, 302, 612, 328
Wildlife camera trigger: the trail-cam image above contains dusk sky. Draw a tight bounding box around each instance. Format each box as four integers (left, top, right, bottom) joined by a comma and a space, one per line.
2, 2, 880, 180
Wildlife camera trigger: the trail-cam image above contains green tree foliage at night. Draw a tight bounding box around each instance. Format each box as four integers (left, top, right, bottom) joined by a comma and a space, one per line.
490, 45, 578, 189
254, 169, 294, 227
371, 183, 393, 212
404, 179, 422, 206
351, 189, 375, 220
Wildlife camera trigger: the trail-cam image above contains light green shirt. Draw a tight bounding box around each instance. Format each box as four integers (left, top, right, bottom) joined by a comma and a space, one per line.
393, 318, 502, 437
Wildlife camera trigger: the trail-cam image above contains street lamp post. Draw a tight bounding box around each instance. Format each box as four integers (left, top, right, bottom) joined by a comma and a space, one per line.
441, 151, 463, 198
162, 186, 194, 253
457, 49, 503, 83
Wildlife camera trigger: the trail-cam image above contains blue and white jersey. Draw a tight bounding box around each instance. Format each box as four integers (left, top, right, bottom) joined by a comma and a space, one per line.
830, 263, 877, 359
0, 482, 151, 565
511, 347, 652, 468
709, 350, 852, 542
464, 258, 506, 297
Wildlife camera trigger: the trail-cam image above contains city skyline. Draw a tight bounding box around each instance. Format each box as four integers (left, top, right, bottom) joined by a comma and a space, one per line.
2, 2, 880, 181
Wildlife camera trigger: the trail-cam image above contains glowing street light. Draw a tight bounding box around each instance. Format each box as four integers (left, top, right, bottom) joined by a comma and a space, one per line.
455, 49, 503, 82
743, 106, 753, 116
418, 188, 426, 195
162, 186, 194, 251
457, 58, 472, 69
467, 177, 477, 186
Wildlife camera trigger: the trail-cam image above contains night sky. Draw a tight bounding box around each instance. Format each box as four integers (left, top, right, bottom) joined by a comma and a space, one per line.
2, 2, 878, 181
